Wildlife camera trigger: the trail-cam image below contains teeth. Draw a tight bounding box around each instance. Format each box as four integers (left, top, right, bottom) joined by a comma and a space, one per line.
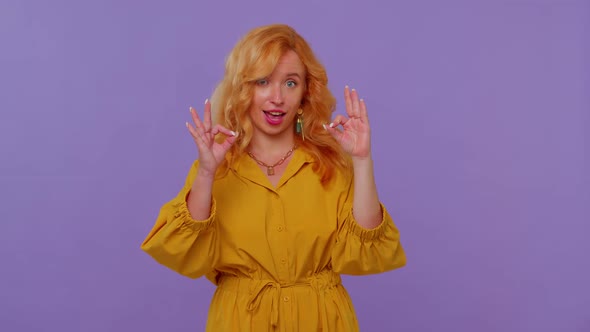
268, 112, 283, 116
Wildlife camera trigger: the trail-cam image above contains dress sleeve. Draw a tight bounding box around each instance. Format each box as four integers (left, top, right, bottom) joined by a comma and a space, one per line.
331, 177, 406, 275
140, 160, 218, 280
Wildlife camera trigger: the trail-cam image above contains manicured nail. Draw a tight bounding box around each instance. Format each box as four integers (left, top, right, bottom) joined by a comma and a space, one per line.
345, 85, 349, 89
351, 88, 356, 92
322, 124, 327, 130
205, 98, 209, 104
231, 130, 237, 137
189, 107, 192, 113
360, 98, 364, 102
185, 122, 189, 127
329, 122, 335, 128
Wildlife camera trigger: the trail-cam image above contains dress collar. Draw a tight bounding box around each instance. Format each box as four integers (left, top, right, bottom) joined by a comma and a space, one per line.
229, 148, 315, 191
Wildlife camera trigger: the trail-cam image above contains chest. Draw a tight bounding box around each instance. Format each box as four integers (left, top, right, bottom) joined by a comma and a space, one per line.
253, 163, 288, 187
212, 171, 342, 244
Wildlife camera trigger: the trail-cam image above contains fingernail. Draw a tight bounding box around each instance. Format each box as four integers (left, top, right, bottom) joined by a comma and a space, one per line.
189, 107, 192, 113
231, 130, 237, 137
329, 122, 335, 128
322, 124, 327, 130
360, 98, 364, 102
185, 122, 189, 127
345, 85, 349, 89
205, 98, 209, 104
351, 88, 356, 92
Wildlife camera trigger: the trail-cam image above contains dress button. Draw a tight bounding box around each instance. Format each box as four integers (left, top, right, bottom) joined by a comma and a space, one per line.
283, 296, 290, 302
280, 258, 286, 264
277, 226, 283, 232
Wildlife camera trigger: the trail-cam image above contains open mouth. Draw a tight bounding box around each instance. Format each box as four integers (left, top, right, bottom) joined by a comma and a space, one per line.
263, 110, 286, 125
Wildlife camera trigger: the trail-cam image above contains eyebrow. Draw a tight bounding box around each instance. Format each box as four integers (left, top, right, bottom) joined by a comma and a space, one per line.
285, 73, 303, 79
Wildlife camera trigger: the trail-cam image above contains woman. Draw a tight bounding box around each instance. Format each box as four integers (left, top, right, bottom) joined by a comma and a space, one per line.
141, 24, 406, 331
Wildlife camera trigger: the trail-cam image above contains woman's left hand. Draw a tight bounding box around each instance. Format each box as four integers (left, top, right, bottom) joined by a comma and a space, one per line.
325, 86, 372, 159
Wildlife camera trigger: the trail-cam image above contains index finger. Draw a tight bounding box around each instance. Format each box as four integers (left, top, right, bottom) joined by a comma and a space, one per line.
211, 124, 238, 137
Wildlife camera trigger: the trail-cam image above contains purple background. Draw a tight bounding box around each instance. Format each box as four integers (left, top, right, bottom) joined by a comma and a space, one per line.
1, 0, 588, 331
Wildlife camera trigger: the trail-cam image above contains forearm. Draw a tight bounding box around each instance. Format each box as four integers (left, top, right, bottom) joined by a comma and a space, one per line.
186, 168, 215, 220
352, 156, 382, 229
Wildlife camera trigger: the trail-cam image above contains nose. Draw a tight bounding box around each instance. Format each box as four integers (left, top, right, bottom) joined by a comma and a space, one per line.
271, 84, 284, 105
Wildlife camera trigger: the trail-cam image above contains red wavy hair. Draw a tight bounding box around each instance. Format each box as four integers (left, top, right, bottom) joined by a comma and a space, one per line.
211, 24, 351, 185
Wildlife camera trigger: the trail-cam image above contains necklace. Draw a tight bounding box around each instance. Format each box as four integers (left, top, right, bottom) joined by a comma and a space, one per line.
247, 145, 297, 175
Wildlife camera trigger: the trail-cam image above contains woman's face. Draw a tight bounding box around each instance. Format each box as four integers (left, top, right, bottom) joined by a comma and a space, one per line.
248, 50, 306, 141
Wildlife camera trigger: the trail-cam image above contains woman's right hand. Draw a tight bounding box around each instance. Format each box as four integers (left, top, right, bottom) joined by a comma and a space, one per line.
185, 99, 238, 178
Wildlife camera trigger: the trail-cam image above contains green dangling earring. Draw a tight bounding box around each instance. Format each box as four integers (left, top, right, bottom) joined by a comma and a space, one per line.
296, 108, 304, 141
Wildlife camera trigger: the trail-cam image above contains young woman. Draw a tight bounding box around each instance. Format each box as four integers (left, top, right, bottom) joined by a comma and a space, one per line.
141, 24, 406, 331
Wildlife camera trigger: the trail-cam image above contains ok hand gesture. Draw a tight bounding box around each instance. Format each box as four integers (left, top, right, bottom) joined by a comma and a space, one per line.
185, 99, 238, 178
325, 86, 372, 159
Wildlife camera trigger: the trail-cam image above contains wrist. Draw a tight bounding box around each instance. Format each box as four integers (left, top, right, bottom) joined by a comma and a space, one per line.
196, 167, 216, 182
352, 155, 373, 166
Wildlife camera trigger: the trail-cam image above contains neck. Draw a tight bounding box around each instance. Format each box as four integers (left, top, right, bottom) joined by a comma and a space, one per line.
249, 131, 297, 160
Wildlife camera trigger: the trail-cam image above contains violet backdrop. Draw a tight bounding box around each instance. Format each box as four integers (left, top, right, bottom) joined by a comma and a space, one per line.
1, 0, 588, 331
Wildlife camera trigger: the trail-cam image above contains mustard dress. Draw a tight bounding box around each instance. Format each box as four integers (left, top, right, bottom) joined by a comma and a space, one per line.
141, 150, 406, 331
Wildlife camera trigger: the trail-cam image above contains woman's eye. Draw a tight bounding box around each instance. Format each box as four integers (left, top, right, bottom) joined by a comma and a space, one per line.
286, 80, 297, 88
256, 79, 268, 86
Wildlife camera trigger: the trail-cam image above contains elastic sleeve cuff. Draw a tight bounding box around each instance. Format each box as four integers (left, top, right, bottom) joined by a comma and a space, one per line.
171, 191, 217, 232
343, 203, 390, 241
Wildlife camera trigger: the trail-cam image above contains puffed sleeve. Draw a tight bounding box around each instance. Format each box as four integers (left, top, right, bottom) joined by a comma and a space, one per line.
331, 177, 406, 275
140, 160, 218, 280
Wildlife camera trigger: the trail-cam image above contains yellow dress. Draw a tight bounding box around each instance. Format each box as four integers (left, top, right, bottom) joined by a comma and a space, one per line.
141, 150, 406, 331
